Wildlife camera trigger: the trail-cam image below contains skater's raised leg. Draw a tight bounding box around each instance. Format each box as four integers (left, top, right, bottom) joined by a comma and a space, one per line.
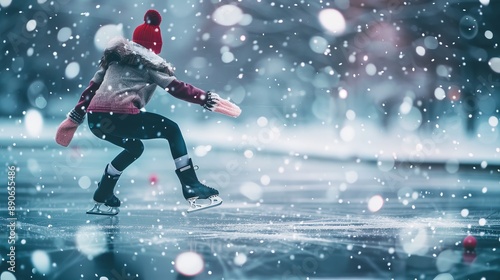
175, 158, 222, 213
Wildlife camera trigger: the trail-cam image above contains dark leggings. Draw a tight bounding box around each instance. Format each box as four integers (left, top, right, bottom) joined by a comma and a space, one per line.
88, 112, 188, 171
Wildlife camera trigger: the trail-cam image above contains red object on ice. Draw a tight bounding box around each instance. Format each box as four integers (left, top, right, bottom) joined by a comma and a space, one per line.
463, 235, 477, 251
462, 251, 477, 264
149, 174, 158, 185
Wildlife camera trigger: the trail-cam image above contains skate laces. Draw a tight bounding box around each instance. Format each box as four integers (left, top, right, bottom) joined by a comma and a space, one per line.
199, 180, 216, 191
194, 165, 215, 190
197, 179, 218, 193
193, 165, 215, 190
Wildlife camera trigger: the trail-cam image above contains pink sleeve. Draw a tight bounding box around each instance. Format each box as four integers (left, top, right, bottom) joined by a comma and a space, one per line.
166, 79, 207, 105
72, 67, 105, 115
67, 81, 100, 124
74, 81, 100, 114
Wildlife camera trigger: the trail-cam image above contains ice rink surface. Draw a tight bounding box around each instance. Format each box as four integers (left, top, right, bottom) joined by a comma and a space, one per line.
1, 126, 499, 280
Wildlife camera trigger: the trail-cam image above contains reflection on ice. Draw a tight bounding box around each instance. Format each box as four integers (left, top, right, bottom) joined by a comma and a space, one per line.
399, 224, 428, 256
433, 273, 454, 280
436, 250, 461, 273
75, 225, 108, 259
174, 251, 204, 277
234, 252, 248, 266
31, 250, 51, 274
0, 271, 16, 280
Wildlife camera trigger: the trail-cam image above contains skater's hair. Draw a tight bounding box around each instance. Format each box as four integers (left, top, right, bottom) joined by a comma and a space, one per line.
99, 51, 121, 68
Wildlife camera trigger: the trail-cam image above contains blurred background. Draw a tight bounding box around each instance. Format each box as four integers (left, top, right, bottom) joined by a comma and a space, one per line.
1, 0, 499, 160
1, 2, 500, 279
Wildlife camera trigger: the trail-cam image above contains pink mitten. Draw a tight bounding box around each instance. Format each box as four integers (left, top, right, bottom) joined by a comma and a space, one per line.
213, 99, 242, 117
55, 118, 79, 147
203, 92, 242, 118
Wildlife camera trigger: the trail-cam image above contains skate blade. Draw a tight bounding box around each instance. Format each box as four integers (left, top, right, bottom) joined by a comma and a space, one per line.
86, 203, 119, 216
186, 195, 223, 213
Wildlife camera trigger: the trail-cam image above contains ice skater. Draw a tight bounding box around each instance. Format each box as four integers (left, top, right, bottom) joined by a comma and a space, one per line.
55, 10, 241, 215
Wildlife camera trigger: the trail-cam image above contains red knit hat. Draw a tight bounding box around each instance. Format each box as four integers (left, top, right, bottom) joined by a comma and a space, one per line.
133, 10, 163, 54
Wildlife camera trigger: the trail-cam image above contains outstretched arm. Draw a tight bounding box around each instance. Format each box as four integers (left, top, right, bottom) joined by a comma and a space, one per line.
167, 80, 241, 117
166, 79, 207, 105
150, 70, 241, 117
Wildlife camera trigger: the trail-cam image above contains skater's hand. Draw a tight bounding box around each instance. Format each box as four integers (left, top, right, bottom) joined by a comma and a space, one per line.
203, 92, 241, 118
55, 118, 79, 147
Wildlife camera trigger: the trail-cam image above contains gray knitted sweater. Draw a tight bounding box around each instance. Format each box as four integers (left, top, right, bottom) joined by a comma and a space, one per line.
70, 37, 207, 119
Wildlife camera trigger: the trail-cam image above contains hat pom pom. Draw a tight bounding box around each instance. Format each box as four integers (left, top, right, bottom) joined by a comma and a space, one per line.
144, 10, 161, 26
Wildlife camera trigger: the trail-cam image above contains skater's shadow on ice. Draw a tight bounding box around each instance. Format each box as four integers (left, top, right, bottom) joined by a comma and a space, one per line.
74, 217, 120, 273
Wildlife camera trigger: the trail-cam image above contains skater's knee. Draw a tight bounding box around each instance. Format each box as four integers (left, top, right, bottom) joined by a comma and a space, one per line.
164, 121, 182, 140
133, 141, 145, 158
127, 140, 144, 158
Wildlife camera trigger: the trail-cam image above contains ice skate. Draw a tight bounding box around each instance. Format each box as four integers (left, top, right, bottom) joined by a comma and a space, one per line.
176, 159, 223, 213
87, 165, 121, 216
86, 202, 120, 216
186, 195, 223, 213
